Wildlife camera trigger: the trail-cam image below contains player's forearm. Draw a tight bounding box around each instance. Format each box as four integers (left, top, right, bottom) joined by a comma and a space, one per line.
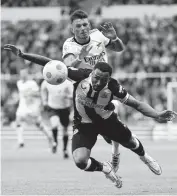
135, 102, 159, 119
107, 38, 125, 52
64, 58, 82, 68
20, 52, 52, 66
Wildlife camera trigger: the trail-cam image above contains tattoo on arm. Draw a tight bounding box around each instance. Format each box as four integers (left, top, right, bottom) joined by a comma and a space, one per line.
106, 38, 125, 52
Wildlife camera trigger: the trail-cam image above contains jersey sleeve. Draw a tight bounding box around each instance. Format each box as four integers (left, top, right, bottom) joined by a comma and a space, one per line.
62, 40, 75, 59
68, 67, 92, 82
108, 78, 129, 103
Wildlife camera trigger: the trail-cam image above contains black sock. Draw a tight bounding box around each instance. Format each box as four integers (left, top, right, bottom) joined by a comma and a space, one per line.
63, 135, 68, 151
131, 139, 145, 156
52, 128, 58, 144
84, 157, 103, 172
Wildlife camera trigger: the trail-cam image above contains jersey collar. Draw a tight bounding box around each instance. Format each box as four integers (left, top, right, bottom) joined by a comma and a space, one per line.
73, 36, 90, 46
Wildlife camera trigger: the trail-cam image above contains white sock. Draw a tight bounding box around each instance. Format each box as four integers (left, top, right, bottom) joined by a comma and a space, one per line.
16, 125, 24, 144
112, 141, 120, 155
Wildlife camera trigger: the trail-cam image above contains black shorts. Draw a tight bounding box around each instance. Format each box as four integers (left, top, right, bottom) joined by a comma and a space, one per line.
46, 107, 70, 127
72, 113, 132, 152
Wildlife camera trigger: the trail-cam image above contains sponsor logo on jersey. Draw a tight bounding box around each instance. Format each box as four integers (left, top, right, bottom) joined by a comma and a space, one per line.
84, 51, 106, 66
77, 94, 104, 109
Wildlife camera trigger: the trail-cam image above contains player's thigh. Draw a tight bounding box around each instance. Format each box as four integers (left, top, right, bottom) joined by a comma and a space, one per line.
100, 113, 132, 144
16, 108, 28, 125
58, 108, 70, 128
72, 124, 98, 154
50, 115, 60, 128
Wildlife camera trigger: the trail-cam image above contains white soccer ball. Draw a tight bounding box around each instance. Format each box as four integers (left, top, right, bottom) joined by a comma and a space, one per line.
43, 60, 68, 85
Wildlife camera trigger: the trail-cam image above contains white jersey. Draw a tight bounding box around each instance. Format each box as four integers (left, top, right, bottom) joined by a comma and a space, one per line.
62, 29, 110, 69
16, 79, 41, 117
41, 80, 73, 109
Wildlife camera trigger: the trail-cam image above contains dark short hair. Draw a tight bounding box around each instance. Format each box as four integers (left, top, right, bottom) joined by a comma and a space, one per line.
94, 62, 112, 76
70, 10, 88, 23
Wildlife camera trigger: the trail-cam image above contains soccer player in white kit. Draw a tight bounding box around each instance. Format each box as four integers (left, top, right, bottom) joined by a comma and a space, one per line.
62, 10, 125, 171
41, 79, 73, 157
16, 68, 52, 147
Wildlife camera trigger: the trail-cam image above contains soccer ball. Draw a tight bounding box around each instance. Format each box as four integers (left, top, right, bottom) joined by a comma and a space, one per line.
43, 60, 68, 85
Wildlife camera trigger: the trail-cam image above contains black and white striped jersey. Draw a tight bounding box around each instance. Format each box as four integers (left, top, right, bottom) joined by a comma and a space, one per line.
68, 68, 129, 124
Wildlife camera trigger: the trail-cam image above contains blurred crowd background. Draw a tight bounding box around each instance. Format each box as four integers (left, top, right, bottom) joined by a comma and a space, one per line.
1, 0, 177, 125
1, 0, 177, 7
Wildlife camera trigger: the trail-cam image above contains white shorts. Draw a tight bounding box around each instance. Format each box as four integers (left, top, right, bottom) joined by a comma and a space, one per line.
16, 104, 41, 124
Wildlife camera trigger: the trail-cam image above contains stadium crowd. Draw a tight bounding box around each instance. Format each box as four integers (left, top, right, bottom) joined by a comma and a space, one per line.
1, 15, 177, 124
1, 0, 176, 7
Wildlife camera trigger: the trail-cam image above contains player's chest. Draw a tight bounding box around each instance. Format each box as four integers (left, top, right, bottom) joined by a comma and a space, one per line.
76, 80, 112, 106
47, 85, 67, 96
19, 83, 36, 94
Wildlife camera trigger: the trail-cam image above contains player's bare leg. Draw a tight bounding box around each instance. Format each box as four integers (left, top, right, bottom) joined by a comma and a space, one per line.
36, 117, 53, 148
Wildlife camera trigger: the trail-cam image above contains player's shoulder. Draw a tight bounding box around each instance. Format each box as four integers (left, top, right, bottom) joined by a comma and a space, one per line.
90, 28, 101, 35
63, 37, 76, 45
108, 78, 120, 89
90, 28, 107, 42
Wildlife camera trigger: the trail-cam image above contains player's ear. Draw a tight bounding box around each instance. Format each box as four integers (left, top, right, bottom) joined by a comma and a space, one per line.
70, 24, 74, 34
88, 22, 91, 29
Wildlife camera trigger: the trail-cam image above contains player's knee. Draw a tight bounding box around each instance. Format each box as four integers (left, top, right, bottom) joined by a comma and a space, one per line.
50, 116, 59, 128
121, 135, 137, 149
74, 157, 88, 170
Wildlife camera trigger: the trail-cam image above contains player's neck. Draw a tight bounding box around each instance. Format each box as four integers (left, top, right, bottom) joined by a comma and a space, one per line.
74, 36, 90, 45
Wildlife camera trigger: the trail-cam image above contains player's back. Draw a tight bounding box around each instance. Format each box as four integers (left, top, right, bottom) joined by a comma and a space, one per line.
41, 80, 73, 109
62, 29, 110, 69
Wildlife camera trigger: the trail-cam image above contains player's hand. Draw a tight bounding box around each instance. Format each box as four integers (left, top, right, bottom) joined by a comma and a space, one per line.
78, 45, 93, 60
156, 110, 177, 122
4, 44, 22, 56
100, 22, 117, 40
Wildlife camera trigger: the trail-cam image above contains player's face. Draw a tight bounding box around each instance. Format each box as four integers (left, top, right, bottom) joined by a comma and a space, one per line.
91, 69, 110, 91
72, 18, 90, 41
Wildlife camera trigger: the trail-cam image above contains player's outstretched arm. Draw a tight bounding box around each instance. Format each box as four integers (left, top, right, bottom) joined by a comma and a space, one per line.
100, 22, 125, 52
63, 45, 92, 68
4, 44, 52, 66
125, 95, 177, 122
